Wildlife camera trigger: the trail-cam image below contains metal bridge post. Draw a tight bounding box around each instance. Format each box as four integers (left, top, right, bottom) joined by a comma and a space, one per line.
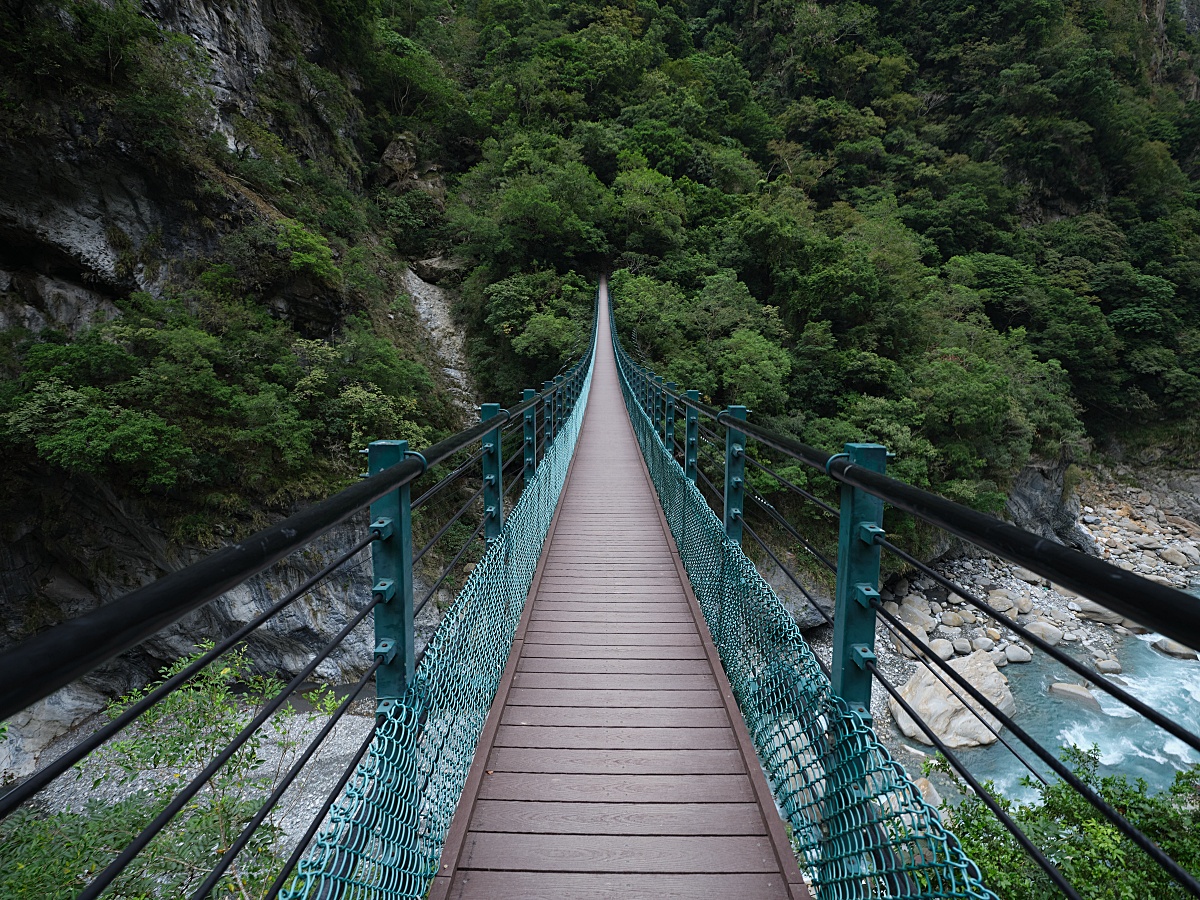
543, 380, 554, 448
554, 375, 564, 436
368, 440, 415, 703
654, 376, 664, 444
522, 388, 536, 483
481, 403, 504, 544
723, 406, 747, 545
664, 382, 677, 451
685, 390, 700, 483
831, 442, 887, 721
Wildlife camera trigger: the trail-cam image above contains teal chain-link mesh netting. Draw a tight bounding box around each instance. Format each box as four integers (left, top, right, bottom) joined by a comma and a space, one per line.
612, 338, 995, 900
281, 338, 596, 900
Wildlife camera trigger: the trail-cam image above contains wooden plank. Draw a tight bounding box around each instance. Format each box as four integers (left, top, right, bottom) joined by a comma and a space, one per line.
524, 621, 696, 635
449, 871, 789, 900
516, 657, 713, 675
511, 672, 718, 691
485, 747, 745, 775
518, 644, 707, 660
467, 800, 767, 835
499, 706, 731, 728
520, 632, 700, 646
505, 688, 723, 708
458, 833, 781, 873
494, 725, 738, 750
476, 773, 755, 803
529, 611, 695, 623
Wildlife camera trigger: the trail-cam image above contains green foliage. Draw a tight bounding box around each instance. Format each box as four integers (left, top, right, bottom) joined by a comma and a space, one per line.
0, 643, 307, 898
933, 747, 1200, 899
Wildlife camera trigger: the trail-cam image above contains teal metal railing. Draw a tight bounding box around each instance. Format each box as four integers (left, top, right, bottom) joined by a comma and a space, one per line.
611, 320, 994, 900
611, 287, 1200, 899
0, 296, 597, 900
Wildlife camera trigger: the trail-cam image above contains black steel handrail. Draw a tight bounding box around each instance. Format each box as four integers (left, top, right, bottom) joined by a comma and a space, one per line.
634, 359, 1200, 652
0, 355, 587, 723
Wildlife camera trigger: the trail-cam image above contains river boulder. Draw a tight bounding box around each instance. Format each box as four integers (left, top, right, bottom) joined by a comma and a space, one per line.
889, 651, 1015, 748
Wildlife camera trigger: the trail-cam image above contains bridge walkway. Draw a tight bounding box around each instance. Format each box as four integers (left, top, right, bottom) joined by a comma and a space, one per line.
430, 289, 807, 899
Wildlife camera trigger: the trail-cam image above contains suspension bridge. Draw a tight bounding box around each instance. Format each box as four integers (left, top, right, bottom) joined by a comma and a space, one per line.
3, 276, 1200, 899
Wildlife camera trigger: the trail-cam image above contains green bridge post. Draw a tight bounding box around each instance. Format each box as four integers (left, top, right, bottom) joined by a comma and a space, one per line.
543, 381, 554, 449
481, 403, 503, 544
664, 382, 677, 452
554, 375, 564, 437
723, 406, 747, 545
685, 390, 700, 483
523, 388, 536, 482
368, 439, 415, 705
831, 442, 887, 721
654, 376, 664, 445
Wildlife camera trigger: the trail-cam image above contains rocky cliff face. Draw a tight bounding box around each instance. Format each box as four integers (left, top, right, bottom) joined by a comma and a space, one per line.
0, 0, 467, 779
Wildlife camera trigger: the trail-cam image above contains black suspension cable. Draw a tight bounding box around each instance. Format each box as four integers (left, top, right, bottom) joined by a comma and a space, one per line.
0, 530, 379, 821
415, 517, 488, 617
76, 596, 382, 900
745, 492, 838, 575
738, 518, 832, 628
870, 615, 1048, 785
742, 453, 839, 517
412, 448, 484, 511
262, 722, 378, 900
876, 535, 1200, 756
867, 662, 1083, 900
874, 602, 1200, 897
413, 485, 485, 568
187, 659, 382, 899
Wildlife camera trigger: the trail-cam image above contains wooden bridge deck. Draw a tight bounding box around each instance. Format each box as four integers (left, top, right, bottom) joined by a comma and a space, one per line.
430, 286, 808, 900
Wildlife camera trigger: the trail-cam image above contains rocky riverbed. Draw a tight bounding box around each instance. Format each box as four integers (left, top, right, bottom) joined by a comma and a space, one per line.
844, 465, 1200, 803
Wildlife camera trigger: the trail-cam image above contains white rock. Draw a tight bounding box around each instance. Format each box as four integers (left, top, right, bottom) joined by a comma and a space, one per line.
1153, 638, 1199, 660
1006, 645, 1033, 663
893, 625, 931, 659
972, 637, 995, 652
1013, 567, 1043, 584
952, 639, 972, 655
1076, 598, 1124, 625
929, 639, 955, 660
1095, 659, 1122, 675
1049, 682, 1101, 711
1024, 621, 1064, 646
986, 590, 1015, 613
1159, 547, 1189, 566
889, 652, 1016, 748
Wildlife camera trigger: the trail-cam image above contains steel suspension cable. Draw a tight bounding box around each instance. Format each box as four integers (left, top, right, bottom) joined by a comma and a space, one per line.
262, 723, 378, 900
745, 492, 838, 574
0, 530, 379, 822
876, 535, 1200, 756
412, 448, 484, 511
413, 485, 486, 566
874, 602, 1200, 897
187, 659, 383, 899
741, 453, 839, 517
415, 516, 488, 617
76, 595, 383, 900
867, 661, 1083, 900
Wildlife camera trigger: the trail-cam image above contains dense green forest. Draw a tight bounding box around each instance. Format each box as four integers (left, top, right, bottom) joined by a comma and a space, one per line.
3, 0, 1200, 528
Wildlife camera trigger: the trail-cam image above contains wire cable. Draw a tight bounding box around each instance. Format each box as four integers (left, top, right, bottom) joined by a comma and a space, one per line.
187, 659, 382, 899
76, 596, 382, 900
415, 517, 487, 617
413, 485, 485, 566
867, 661, 1083, 900
874, 602, 1200, 898
0, 531, 379, 821
745, 492, 838, 575
876, 535, 1200, 757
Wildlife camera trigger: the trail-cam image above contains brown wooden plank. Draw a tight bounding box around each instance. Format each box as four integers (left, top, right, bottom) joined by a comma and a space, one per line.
500, 706, 731, 728
518, 643, 707, 660
459, 833, 781, 873
448, 871, 789, 900
494, 725, 738, 750
476, 773, 755, 803
467, 800, 767, 835
505, 688, 722, 708
516, 657, 713, 675
524, 621, 696, 634
529, 611, 695, 623
511, 672, 718, 690
486, 747, 744, 775
521, 632, 700, 646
